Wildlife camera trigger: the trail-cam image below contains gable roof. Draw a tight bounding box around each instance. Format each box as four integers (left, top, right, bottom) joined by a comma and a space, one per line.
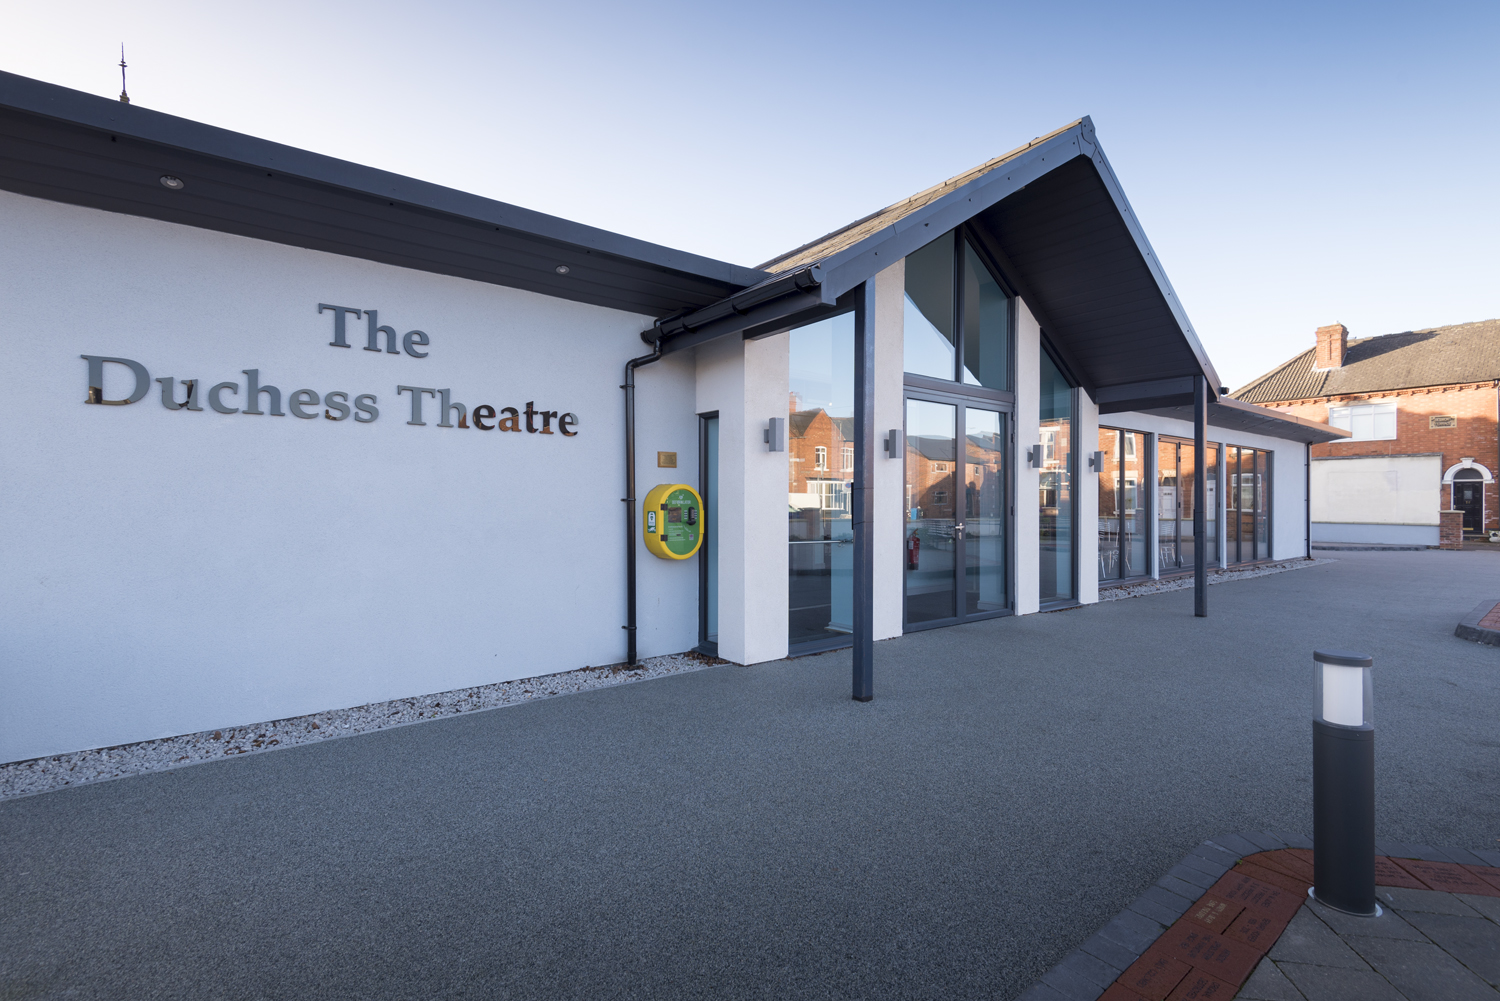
1233, 319, 1500, 404
648, 117, 1225, 410
0, 70, 765, 317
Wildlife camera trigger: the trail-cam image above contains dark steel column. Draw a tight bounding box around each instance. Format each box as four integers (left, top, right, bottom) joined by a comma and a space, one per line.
1194, 375, 1207, 617
852, 282, 876, 702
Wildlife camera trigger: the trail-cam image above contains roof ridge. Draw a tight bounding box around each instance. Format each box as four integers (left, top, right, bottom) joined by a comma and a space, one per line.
754, 118, 1084, 274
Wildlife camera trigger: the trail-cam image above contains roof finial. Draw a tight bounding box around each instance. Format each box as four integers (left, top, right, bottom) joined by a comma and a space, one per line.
118, 45, 129, 104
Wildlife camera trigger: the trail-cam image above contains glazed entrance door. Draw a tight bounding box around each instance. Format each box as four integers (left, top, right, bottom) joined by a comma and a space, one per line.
903, 393, 1009, 628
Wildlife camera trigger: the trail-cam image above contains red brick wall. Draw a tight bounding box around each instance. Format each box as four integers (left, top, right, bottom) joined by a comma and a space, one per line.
1440, 510, 1465, 549
1261, 382, 1499, 532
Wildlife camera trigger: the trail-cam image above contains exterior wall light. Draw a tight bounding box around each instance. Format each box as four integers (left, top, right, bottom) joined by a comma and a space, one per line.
1312, 648, 1379, 916
764, 417, 785, 452
159, 175, 185, 190
883, 429, 902, 458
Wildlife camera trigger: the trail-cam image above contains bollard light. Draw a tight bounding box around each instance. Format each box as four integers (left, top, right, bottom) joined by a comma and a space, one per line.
1312, 649, 1379, 916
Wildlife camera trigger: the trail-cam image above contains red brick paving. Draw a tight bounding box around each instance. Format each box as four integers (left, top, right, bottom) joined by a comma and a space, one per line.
1096, 851, 1500, 999
1373, 856, 1428, 888
1394, 858, 1498, 895
1477, 600, 1500, 630
1164, 969, 1237, 1000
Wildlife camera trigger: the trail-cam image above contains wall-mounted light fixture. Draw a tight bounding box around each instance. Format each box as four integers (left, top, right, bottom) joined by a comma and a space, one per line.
1026, 444, 1043, 468
883, 429, 902, 458
764, 417, 785, 452
1087, 450, 1103, 472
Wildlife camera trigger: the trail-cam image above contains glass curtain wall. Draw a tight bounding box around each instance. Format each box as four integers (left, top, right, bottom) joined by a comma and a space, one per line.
904, 400, 957, 622
965, 409, 1007, 613
1156, 437, 1218, 573
788, 313, 854, 648
1098, 427, 1148, 581
904, 229, 1012, 390
1038, 351, 1074, 603
1226, 446, 1271, 564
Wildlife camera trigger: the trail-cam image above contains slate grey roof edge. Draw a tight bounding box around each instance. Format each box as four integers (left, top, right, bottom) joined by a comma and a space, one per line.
1019, 833, 1500, 1001
0, 69, 767, 291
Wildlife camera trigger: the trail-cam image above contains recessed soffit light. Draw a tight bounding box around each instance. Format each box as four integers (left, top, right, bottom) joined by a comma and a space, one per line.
159, 175, 185, 190
555, 265, 570, 275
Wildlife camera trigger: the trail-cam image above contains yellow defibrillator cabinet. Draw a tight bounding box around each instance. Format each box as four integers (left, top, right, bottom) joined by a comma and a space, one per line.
643, 483, 703, 560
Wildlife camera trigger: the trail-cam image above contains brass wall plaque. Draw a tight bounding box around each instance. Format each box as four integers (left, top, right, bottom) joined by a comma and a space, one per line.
657, 451, 677, 468
1430, 415, 1457, 429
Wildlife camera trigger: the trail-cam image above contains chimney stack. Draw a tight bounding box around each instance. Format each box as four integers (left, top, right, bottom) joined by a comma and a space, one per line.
1314, 323, 1348, 370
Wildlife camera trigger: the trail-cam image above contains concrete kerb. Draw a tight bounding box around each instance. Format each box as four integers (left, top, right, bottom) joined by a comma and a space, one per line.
1017, 832, 1498, 1001
1454, 599, 1500, 646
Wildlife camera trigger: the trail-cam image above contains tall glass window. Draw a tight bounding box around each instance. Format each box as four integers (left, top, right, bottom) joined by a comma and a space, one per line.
1038, 351, 1073, 603
904, 230, 1011, 389
1156, 437, 1218, 573
789, 313, 854, 647
962, 241, 1010, 390
1098, 428, 1147, 580
904, 235, 956, 381
965, 408, 1007, 612
1227, 446, 1270, 565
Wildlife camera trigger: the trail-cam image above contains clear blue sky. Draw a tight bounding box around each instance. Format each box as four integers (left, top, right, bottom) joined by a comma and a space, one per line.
3, 0, 1495, 388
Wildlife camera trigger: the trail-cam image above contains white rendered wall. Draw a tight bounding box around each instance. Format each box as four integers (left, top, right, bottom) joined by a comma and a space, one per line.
1106, 410, 1311, 564
0, 190, 699, 763
1014, 299, 1042, 614
1077, 391, 1101, 605
1310, 454, 1442, 527
872, 262, 906, 641
695, 333, 789, 664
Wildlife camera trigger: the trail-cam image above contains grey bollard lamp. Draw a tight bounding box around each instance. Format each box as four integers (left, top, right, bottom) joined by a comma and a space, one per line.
1312, 648, 1379, 916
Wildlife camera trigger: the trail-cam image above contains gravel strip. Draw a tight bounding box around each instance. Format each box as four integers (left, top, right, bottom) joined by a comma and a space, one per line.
1098, 557, 1334, 601
0, 651, 727, 803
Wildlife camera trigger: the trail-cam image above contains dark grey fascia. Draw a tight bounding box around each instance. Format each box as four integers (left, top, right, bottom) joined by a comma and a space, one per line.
0, 70, 766, 316
1138, 396, 1350, 444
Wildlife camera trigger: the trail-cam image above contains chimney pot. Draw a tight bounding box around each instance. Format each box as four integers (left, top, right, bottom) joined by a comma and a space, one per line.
1314, 323, 1348, 370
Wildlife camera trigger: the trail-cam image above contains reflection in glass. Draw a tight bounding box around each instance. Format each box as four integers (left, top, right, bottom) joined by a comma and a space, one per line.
1098, 428, 1148, 580
1205, 444, 1219, 566
1157, 439, 1179, 571
903, 232, 956, 380
704, 416, 719, 644
1039, 352, 1073, 602
905, 399, 957, 622
1255, 450, 1269, 561
961, 240, 1010, 390
788, 314, 854, 646
965, 408, 1007, 613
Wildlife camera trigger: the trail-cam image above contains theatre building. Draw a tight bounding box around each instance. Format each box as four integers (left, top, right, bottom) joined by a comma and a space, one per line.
0, 71, 1345, 764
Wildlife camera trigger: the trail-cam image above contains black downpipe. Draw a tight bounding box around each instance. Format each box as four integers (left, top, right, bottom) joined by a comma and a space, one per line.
623, 342, 663, 667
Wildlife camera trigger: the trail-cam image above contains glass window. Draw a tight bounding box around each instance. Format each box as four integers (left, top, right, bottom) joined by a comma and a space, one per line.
1157, 439, 1180, 571
1155, 437, 1221, 573
1255, 450, 1270, 560
965, 408, 1007, 613
1039, 351, 1073, 602
905, 399, 958, 623
1098, 428, 1148, 581
789, 313, 854, 647
961, 240, 1010, 390
1328, 402, 1397, 441
903, 233, 957, 380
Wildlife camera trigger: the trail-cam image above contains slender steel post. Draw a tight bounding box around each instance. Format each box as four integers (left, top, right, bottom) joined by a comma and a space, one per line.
1194, 375, 1207, 617
852, 282, 876, 701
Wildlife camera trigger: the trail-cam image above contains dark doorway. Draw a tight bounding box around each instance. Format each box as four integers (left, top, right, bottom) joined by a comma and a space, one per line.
1453, 471, 1484, 534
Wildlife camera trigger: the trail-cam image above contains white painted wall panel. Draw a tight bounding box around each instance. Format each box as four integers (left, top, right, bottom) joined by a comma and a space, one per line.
1014, 299, 1041, 614
1310, 455, 1442, 527
872, 262, 906, 641
0, 189, 698, 763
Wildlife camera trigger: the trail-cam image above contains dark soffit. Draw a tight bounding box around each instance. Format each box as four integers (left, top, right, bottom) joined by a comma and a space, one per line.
1139, 397, 1349, 445
0, 71, 766, 317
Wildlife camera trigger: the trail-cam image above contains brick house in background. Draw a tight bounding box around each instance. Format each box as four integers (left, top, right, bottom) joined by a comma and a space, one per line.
1233, 319, 1499, 545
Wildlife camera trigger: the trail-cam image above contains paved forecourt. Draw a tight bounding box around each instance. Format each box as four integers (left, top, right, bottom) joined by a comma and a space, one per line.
1, 549, 1497, 1000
